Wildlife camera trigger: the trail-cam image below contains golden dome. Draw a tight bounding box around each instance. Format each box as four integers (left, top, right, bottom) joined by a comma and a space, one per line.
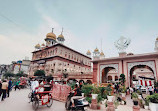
156, 37, 158, 41
41, 43, 45, 47
127, 52, 134, 56
86, 50, 91, 55
100, 51, 104, 56
58, 34, 64, 38
35, 43, 40, 49
94, 48, 99, 52
46, 32, 56, 40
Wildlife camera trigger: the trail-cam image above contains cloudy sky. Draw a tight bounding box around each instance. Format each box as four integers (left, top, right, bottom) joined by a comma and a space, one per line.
0, 0, 158, 64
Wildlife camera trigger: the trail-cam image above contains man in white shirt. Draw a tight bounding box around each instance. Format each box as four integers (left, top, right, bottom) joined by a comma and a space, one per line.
31, 79, 39, 91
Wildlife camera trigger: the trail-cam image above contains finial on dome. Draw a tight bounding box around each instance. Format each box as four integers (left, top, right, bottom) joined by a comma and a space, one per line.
52, 28, 54, 33
61, 27, 63, 34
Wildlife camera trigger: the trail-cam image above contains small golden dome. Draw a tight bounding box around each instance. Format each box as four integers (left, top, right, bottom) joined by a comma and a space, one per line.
127, 52, 134, 56
156, 37, 158, 41
94, 48, 99, 52
100, 51, 104, 56
86, 50, 91, 55
46, 32, 56, 40
41, 43, 45, 47
58, 34, 64, 38
35, 43, 40, 49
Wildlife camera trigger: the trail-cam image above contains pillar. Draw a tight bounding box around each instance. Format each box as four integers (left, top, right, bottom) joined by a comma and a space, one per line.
106, 102, 115, 111
91, 99, 97, 110
133, 105, 140, 111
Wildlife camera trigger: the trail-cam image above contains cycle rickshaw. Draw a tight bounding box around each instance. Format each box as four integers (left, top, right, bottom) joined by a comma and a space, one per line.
32, 90, 53, 110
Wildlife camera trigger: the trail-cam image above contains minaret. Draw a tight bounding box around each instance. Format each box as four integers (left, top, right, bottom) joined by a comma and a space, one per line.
86, 50, 91, 58
45, 28, 57, 47
155, 37, 158, 52
57, 28, 65, 44
93, 47, 100, 60
99, 38, 105, 59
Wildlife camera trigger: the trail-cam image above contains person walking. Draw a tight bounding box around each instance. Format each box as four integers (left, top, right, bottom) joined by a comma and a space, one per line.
0, 79, 2, 98
7, 79, 12, 97
154, 87, 158, 93
149, 86, 153, 95
14, 80, 20, 91
146, 86, 149, 94
1, 79, 8, 101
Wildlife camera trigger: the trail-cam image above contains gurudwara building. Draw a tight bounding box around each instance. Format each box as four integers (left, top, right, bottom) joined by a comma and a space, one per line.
29, 29, 93, 82
92, 37, 158, 87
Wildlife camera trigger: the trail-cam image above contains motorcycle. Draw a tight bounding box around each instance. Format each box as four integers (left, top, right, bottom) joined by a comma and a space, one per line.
65, 92, 89, 111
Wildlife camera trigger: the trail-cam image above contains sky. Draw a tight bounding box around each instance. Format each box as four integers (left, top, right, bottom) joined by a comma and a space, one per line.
0, 0, 158, 64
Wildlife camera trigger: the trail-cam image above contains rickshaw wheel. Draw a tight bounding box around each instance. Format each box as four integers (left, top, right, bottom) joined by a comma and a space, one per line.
47, 98, 53, 108
32, 97, 39, 110
28, 92, 32, 102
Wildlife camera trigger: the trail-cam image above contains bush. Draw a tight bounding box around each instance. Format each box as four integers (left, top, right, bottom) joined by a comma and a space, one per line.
86, 97, 92, 103
146, 93, 158, 103
92, 86, 100, 94
132, 92, 138, 101
119, 74, 126, 85
136, 90, 142, 95
34, 70, 45, 76
144, 98, 149, 106
3, 72, 14, 78
97, 94, 103, 103
67, 82, 76, 89
81, 84, 93, 96
16, 71, 28, 77
105, 84, 112, 96
99, 87, 107, 99
121, 86, 127, 93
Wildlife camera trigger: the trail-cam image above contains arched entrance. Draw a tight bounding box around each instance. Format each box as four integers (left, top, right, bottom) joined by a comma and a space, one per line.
102, 67, 117, 83
100, 64, 119, 83
130, 65, 155, 87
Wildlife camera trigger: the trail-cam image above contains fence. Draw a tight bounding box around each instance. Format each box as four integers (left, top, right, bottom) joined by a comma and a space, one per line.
52, 84, 71, 102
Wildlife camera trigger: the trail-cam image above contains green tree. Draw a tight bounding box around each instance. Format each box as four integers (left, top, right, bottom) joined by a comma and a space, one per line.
34, 70, 45, 77
119, 74, 126, 85
3, 72, 14, 78
16, 71, 28, 77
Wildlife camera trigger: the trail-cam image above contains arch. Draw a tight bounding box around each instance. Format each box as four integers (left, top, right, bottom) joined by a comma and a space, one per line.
100, 64, 119, 83
128, 61, 157, 86
129, 64, 155, 87
102, 67, 115, 83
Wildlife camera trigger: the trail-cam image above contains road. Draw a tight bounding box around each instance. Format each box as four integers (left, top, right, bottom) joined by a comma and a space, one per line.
0, 88, 65, 111
0, 88, 149, 111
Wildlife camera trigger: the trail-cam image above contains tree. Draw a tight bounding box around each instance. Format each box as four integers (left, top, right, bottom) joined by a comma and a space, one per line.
16, 71, 28, 77
119, 74, 126, 85
34, 70, 45, 77
3, 72, 14, 78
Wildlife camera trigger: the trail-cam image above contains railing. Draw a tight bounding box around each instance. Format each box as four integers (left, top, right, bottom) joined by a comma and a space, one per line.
53, 72, 92, 76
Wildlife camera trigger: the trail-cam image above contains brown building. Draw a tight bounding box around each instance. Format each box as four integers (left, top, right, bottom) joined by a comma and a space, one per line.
29, 29, 92, 83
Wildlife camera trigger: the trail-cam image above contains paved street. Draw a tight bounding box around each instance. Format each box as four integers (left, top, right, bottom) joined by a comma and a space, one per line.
0, 88, 65, 111
0, 88, 150, 111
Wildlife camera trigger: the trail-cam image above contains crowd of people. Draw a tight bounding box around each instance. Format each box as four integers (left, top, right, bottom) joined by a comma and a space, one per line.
112, 82, 158, 98
0, 78, 25, 101
0, 79, 13, 101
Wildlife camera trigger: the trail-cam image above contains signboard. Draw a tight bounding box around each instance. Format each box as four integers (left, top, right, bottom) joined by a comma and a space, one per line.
37, 60, 46, 64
